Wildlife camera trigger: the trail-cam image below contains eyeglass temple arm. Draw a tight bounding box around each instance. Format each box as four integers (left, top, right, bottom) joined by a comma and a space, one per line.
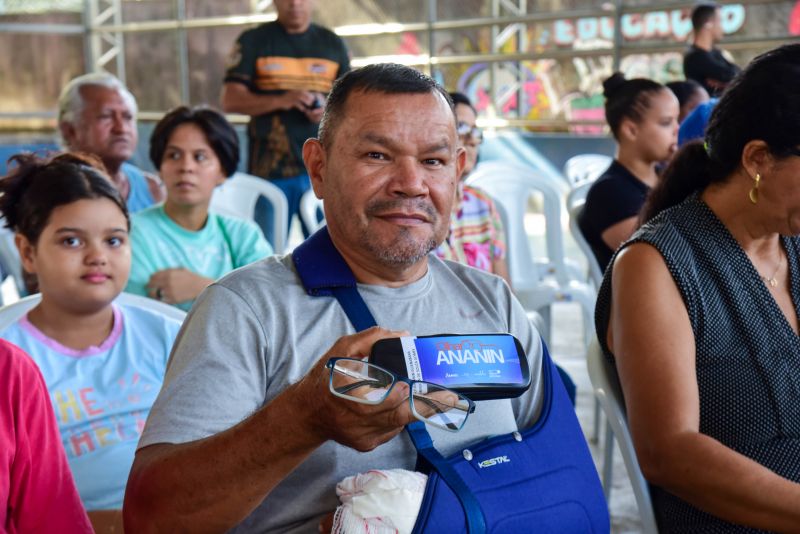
335, 377, 392, 395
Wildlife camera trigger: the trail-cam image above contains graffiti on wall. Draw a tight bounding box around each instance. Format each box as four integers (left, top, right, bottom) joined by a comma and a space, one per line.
564, 52, 613, 133
454, 55, 612, 133
425, 4, 755, 131
790, 0, 800, 34
620, 53, 684, 82
456, 61, 551, 117
548, 4, 745, 46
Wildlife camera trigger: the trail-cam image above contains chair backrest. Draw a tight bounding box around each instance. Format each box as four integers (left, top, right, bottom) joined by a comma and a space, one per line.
586, 338, 658, 533
466, 160, 571, 288
563, 154, 612, 186
299, 189, 324, 234
0, 292, 186, 332
567, 181, 604, 288
0, 223, 24, 297
210, 172, 288, 254
491, 131, 572, 187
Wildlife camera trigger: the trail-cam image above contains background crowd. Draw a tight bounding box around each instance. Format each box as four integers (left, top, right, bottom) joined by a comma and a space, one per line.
2, 0, 799, 533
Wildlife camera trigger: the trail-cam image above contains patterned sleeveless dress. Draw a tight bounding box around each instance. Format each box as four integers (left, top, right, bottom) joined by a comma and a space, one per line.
596, 194, 800, 533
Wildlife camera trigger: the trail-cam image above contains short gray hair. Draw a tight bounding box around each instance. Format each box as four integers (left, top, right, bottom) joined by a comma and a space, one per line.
57, 72, 138, 126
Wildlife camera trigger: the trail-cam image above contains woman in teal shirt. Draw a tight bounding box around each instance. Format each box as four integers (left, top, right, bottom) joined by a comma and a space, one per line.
126, 106, 272, 310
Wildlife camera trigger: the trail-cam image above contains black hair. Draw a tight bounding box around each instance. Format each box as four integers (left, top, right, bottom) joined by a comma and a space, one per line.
691, 3, 719, 31
666, 80, 705, 108
150, 106, 240, 177
641, 43, 800, 223
318, 63, 454, 149
0, 152, 129, 244
602, 72, 667, 140
449, 91, 477, 115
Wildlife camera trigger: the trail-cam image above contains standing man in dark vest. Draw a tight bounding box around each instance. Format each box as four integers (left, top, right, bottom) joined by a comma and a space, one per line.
221, 0, 349, 243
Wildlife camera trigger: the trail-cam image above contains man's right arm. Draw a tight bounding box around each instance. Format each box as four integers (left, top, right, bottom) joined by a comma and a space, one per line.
123, 326, 415, 533
123, 376, 324, 533
220, 82, 316, 117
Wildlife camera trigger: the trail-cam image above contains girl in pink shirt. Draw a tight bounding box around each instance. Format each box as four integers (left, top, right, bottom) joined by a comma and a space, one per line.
0, 338, 92, 533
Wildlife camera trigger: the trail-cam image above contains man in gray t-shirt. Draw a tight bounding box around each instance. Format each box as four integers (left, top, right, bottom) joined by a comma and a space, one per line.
124, 64, 545, 533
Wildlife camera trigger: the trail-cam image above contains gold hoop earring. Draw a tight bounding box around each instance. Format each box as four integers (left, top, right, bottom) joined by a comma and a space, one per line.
749, 173, 761, 204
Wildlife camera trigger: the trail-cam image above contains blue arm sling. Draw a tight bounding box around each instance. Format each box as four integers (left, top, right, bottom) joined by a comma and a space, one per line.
293, 227, 609, 533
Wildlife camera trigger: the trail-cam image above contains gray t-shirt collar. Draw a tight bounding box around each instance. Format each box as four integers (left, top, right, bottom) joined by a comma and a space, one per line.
356, 263, 433, 300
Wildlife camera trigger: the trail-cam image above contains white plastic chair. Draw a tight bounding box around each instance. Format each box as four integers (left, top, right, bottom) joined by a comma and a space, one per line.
211, 172, 288, 254
566, 180, 607, 445
0, 224, 24, 297
567, 181, 604, 289
467, 161, 585, 285
587, 337, 658, 534
465, 161, 596, 346
299, 189, 325, 234
563, 154, 612, 186
0, 291, 186, 332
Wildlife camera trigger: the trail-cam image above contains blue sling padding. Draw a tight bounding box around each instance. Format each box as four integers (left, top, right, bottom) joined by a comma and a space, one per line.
291, 227, 363, 296
292, 227, 377, 331
292, 227, 487, 532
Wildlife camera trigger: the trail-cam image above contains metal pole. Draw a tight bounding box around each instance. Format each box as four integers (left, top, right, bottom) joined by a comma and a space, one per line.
83, 0, 94, 72
177, 0, 190, 103
490, 0, 499, 123
112, 0, 125, 81
427, 0, 436, 77
517, 0, 526, 119
613, 0, 623, 72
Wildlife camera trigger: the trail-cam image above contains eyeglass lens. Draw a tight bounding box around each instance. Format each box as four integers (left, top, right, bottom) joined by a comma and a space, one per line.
409, 382, 472, 431
329, 358, 394, 403
329, 359, 472, 431
457, 122, 483, 142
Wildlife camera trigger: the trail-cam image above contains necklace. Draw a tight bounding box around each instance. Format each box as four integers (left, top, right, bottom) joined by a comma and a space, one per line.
759, 253, 784, 288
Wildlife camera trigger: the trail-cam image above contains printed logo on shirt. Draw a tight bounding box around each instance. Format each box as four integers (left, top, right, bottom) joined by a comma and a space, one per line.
61, 410, 149, 458
254, 56, 340, 92
309, 62, 330, 74
51, 372, 157, 458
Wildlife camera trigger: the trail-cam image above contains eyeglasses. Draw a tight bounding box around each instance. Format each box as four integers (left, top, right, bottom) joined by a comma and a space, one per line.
457, 121, 483, 144
326, 357, 476, 432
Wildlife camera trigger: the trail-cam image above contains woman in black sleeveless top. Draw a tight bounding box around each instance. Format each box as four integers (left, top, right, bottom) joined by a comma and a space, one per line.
596, 44, 800, 532
578, 74, 679, 272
